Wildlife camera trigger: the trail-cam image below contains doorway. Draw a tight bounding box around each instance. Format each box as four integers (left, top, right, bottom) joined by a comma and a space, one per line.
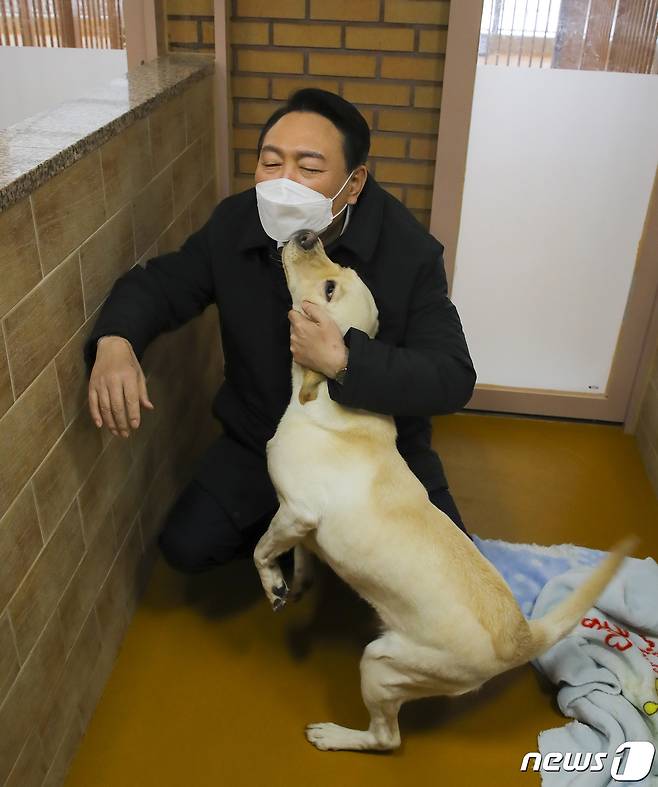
432, 0, 658, 423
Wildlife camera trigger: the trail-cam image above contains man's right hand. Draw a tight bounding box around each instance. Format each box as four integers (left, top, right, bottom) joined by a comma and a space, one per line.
88, 336, 154, 437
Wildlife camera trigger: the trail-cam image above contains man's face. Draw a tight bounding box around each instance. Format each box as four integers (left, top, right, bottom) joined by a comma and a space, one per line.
255, 111, 361, 218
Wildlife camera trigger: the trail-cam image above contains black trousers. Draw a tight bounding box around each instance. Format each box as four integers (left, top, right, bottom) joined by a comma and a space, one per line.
158, 474, 470, 575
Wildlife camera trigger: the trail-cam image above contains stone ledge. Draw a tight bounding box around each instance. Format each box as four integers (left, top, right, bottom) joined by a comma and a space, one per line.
0, 53, 214, 212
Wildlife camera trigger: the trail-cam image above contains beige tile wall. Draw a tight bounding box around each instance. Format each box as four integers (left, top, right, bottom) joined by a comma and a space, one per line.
635, 339, 658, 498
0, 72, 222, 786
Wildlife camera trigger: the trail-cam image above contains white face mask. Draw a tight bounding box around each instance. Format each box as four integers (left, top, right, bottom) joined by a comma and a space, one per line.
255, 171, 355, 243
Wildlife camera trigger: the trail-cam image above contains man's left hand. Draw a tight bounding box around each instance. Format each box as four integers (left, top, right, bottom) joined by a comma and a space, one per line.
288, 300, 348, 378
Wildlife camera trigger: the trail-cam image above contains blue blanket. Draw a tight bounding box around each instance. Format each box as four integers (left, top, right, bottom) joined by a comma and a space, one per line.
473, 535, 658, 786
473, 535, 607, 615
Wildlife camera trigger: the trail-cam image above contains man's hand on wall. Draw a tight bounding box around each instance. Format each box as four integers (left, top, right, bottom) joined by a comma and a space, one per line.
88, 336, 154, 438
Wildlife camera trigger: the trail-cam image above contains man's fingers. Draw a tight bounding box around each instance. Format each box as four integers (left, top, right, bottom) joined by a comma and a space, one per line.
302, 301, 322, 323
98, 387, 118, 433
88, 387, 102, 428
290, 315, 315, 337
289, 308, 311, 323
138, 372, 154, 410
108, 380, 129, 435
123, 378, 141, 429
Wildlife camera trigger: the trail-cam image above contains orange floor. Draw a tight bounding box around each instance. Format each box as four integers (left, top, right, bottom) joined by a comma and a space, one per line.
64, 412, 658, 787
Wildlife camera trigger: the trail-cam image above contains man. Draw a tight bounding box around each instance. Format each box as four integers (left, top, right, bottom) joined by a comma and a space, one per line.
84, 89, 476, 574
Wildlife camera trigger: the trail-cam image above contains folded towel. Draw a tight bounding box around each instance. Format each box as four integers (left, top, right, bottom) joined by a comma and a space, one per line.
531, 556, 658, 786
473, 536, 658, 786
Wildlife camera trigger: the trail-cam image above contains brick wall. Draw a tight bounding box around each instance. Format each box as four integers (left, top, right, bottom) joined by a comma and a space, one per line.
635, 340, 658, 499
230, 0, 448, 229
166, 0, 215, 52
0, 73, 221, 785
165, 0, 449, 229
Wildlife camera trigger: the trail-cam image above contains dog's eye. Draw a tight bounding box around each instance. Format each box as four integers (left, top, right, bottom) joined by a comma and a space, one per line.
324, 280, 336, 301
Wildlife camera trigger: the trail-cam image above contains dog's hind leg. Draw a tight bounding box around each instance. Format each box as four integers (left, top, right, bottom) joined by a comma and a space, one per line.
305, 630, 446, 753
253, 504, 317, 612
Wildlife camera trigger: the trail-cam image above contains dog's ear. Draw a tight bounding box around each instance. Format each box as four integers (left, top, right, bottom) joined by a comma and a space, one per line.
299, 369, 324, 404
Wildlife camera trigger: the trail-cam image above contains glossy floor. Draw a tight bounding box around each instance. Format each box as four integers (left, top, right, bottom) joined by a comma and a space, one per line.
64, 412, 658, 787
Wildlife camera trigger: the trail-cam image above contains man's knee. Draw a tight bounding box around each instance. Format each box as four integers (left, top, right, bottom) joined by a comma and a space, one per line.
157, 482, 244, 573
158, 527, 212, 574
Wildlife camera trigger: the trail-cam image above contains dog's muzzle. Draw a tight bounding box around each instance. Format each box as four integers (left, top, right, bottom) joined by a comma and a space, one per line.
290, 229, 319, 251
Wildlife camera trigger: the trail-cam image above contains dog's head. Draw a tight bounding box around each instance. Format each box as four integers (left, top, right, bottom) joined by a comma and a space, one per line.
281, 229, 379, 340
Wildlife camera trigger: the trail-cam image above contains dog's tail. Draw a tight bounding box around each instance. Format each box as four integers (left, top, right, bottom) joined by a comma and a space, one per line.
520, 536, 638, 664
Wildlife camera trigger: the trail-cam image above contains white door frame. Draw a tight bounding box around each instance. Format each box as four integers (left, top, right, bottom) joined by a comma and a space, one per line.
430, 1, 658, 428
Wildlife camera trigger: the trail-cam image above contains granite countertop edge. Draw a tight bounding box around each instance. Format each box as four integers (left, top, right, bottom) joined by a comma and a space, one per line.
0, 53, 215, 213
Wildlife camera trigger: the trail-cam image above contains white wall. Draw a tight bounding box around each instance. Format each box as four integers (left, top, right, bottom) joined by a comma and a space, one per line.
0, 46, 128, 129
452, 66, 658, 393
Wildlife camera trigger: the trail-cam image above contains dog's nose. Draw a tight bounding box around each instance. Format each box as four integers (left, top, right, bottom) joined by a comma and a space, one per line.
292, 229, 318, 251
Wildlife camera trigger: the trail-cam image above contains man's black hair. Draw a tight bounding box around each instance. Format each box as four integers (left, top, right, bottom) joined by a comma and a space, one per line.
257, 88, 370, 172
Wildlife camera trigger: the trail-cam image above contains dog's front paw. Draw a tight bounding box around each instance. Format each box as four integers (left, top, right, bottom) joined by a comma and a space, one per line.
271, 580, 289, 612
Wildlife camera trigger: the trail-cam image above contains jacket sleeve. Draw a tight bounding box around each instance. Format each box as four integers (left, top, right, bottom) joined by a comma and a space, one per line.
82, 210, 217, 380
327, 241, 476, 416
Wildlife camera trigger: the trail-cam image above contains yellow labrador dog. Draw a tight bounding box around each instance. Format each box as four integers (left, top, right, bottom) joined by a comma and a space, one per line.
253, 229, 635, 753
